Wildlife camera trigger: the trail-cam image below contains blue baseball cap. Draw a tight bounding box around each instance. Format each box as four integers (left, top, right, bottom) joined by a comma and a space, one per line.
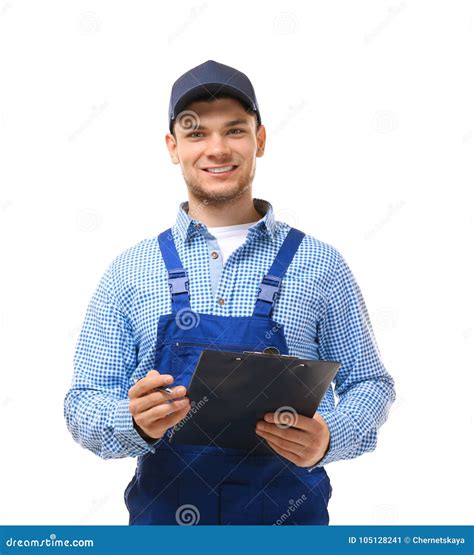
168, 60, 261, 132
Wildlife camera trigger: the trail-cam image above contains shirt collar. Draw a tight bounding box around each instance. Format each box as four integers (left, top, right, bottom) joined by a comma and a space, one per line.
173, 198, 277, 243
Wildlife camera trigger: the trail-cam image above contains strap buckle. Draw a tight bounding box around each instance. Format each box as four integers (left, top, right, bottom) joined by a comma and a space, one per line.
168, 268, 189, 295
257, 274, 281, 304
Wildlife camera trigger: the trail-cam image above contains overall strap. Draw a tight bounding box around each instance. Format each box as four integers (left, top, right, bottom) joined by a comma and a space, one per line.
252, 228, 305, 318
158, 228, 191, 312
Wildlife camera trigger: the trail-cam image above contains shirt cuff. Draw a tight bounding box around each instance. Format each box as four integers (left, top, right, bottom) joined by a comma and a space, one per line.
113, 398, 162, 455
306, 410, 356, 471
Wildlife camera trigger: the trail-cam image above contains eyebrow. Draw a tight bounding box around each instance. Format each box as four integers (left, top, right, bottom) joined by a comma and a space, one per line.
185, 118, 251, 132
223, 119, 250, 127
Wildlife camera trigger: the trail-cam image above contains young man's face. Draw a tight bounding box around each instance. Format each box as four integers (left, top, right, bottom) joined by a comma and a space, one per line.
165, 97, 266, 205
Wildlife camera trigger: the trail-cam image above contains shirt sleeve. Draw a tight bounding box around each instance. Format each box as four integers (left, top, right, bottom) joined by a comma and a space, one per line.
63, 262, 161, 459
307, 251, 396, 471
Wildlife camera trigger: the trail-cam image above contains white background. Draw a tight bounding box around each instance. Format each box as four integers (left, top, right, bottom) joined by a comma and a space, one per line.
0, 0, 472, 525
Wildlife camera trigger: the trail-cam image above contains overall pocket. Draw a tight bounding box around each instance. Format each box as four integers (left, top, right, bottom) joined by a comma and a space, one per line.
171, 344, 203, 387
170, 341, 256, 387
263, 469, 331, 525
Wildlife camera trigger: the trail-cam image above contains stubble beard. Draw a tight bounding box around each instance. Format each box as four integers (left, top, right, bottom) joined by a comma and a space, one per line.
182, 164, 256, 207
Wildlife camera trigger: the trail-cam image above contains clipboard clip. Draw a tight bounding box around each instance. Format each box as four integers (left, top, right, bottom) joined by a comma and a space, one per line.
240, 347, 296, 358
263, 347, 280, 355
241, 346, 281, 356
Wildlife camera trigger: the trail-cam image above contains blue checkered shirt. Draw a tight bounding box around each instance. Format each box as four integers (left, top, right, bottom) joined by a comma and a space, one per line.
64, 198, 395, 471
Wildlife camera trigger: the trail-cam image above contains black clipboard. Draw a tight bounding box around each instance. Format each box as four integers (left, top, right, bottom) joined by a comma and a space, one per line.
168, 349, 340, 454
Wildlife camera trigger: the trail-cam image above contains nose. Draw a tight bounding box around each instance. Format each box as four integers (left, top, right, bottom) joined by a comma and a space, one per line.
203, 132, 232, 159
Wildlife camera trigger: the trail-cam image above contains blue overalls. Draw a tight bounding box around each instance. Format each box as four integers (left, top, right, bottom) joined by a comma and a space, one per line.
124, 226, 332, 525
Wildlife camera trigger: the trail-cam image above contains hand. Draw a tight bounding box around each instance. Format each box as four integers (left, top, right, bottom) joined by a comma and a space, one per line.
255, 411, 330, 468
128, 370, 191, 441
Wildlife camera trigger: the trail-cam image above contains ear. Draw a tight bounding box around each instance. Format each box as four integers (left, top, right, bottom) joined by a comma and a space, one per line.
165, 133, 180, 164
256, 124, 266, 158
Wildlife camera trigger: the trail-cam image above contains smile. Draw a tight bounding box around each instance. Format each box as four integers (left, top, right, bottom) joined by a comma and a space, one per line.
202, 165, 238, 176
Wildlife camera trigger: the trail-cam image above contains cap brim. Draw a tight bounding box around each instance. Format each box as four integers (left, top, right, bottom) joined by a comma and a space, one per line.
171, 83, 258, 130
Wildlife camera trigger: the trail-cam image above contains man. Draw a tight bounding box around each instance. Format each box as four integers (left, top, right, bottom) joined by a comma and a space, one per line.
64, 60, 396, 525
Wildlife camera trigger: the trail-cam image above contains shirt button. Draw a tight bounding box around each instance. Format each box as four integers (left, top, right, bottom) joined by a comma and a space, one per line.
195, 223, 201, 230
218, 298, 225, 305
211, 251, 219, 259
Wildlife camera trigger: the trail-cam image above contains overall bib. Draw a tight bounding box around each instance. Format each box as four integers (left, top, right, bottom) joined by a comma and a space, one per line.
125, 227, 332, 525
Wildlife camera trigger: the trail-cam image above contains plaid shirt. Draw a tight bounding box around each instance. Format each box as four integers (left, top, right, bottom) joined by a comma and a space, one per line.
64, 198, 395, 471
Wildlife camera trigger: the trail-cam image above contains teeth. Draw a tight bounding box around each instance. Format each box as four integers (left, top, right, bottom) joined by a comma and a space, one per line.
206, 166, 234, 173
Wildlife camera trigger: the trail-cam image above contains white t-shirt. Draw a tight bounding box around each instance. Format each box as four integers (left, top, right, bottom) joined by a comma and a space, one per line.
207, 221, 256, 265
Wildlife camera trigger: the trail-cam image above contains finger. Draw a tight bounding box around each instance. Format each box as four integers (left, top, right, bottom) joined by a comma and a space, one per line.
129, 370, 174, 399
256, 421, 308, 447
264, 437, 303, 466
264, 411, 315, 432
256, 428, 309, 457
135, 403, 192, 442
154, 403, 192, 432
143, 397, 190, 423
130, 385, 187, 414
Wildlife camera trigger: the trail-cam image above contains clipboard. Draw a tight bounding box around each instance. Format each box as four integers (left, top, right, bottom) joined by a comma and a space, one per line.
168, 349, 340, 454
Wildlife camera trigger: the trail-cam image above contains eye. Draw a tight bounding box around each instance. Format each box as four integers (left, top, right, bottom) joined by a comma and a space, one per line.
188, 131, 204, 138
228, 128, 245, 135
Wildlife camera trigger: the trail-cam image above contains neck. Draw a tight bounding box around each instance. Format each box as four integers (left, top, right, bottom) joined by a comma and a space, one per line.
187, 193, 263, 227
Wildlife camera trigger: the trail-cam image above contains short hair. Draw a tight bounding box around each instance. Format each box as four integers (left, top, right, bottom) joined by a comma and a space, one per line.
171, 93, 259, 138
